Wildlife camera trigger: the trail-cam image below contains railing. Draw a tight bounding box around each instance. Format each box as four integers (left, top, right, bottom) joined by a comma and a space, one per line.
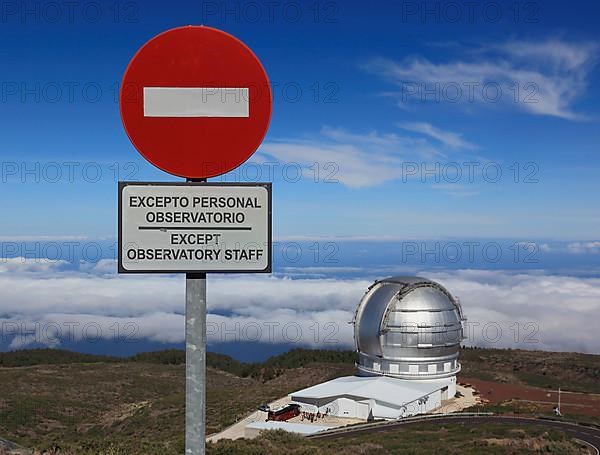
356, 362, 461, 378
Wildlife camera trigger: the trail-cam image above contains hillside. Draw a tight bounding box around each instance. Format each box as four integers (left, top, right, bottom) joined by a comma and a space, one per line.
0, 347, 598, 454
460, 347, 600, 394
208, 424, 589, 454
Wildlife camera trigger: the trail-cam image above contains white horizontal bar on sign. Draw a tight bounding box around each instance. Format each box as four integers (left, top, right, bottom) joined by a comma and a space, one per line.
143, 87, 249, 118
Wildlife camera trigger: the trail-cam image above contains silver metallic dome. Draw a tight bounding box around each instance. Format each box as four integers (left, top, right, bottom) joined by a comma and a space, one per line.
353, 276, 466, 380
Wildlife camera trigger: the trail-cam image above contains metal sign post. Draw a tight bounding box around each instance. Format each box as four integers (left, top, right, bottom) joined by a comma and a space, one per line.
118, 26, 272, 455
185, 271, 206, 454
186, 178, 206, 455
118, 181, 271, 455
118, 181, 272, 453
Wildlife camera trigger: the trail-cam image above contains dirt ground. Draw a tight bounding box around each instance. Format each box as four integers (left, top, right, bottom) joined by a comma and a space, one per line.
460, 376, 600, 418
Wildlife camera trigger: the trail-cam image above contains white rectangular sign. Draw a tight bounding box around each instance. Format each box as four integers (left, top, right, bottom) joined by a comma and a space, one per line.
118, 182, 271, 273
143, 87, 249, 118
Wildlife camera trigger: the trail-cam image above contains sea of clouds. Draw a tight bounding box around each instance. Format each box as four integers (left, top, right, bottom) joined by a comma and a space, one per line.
1, 257, 599, 355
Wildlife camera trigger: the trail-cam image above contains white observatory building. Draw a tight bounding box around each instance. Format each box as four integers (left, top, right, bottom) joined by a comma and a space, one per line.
290, 276, 466, 420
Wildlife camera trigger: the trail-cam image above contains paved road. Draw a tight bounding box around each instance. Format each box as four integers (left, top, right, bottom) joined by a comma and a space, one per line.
309, 415, 600, 452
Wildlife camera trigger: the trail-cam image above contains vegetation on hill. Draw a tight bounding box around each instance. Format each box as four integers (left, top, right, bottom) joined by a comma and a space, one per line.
220, 348, 357, 381
206, 425, 589, 455
0, 346, 599, 453
2, 346, 598, 393
0, 353, 354, 453
460, 347, 600, 394
0, 349, 119, 367
0, 348, 356, 382
128, 349, 185, 365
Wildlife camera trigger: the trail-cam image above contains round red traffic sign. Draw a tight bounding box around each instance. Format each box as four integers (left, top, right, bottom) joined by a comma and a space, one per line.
120, 26, 272, 179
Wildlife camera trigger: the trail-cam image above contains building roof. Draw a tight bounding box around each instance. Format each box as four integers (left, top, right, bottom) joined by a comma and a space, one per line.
290, 375, 452, 409
354, 277, 464, 358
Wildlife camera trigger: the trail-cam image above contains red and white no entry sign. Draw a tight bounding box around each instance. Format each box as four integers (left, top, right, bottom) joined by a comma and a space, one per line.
120, 26, 272, 179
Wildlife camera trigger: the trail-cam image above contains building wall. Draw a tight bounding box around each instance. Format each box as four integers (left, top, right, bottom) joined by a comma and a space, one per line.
448, 376, 457, 398
290, 396, 369, 419
291, 387, 446, 421
335, 397, 364, 419
358, 352, 460, 379
402, 389, 441, 417
292, 396, 319, 414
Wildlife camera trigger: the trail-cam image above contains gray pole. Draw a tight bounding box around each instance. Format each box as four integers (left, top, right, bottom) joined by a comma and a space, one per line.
186, 272, 206, 454
186, 178, 206, 455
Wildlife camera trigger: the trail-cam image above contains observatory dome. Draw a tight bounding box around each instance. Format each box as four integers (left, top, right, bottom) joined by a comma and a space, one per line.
353, 277, 465, 380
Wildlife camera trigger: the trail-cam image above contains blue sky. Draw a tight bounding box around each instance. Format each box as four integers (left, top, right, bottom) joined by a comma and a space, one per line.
1, 0, 599, 241
1, 1, 600, 358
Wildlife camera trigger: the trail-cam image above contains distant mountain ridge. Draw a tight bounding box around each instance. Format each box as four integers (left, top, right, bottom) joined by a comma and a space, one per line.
1, 346, 599, 392
0, 348, 357, 381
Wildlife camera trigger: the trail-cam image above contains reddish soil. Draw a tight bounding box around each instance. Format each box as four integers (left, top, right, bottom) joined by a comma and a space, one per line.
460, 376, 600, 418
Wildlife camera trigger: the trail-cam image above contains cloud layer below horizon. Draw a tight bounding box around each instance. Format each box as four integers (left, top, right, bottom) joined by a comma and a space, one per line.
1, 258, 599, 356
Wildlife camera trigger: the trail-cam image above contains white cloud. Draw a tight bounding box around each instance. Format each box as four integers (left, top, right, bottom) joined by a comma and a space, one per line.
0, 257, 70, 274
79, 258, 118, 275
1, 260, 599, 354
428, 269, 600, 353
496, 39, 597, 72
539, 243, 551, 253
399, 122, 477, 150
259, 125, 478, 188
0, 259, 184, 318
4, 312, 185, 348
567, 241, 600, 254
368, 39, 598, 119
0, 235, 89, 241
